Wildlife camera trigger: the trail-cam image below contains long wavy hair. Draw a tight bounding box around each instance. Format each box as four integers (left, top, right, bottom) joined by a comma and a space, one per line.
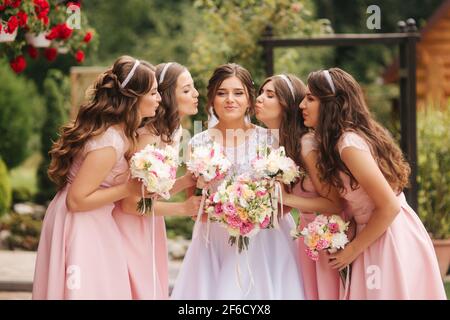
206, 63, 256, 120
307, 67, 410, 193
48, 56, 156, 188
144, 62, 186, 144
258, 74, 307, 169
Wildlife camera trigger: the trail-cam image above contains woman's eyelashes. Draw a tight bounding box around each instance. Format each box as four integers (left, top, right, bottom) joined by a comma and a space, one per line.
217, 90, 244, 97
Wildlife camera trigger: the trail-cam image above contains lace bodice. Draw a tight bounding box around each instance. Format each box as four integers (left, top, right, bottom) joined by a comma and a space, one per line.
189, 125, 274, 190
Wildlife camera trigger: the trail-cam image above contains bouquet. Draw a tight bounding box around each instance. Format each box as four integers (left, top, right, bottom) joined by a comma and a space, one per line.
204, 174, 275, 253
187, 141, 232, 183
252, 145, 302, 225
130, 144, 179, 214
252, 145, 301, 184
293, 214, 351, 285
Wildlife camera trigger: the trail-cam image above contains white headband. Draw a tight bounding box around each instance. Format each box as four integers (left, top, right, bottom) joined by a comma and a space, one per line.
120, 60, 140, 88
159, 62, 173, 84
278, 74, 295, 100
323, 70, 336, 94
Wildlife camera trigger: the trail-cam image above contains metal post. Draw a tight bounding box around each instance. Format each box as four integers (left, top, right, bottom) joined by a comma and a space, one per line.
262, 25, 274, 76
398, 19, 419, 212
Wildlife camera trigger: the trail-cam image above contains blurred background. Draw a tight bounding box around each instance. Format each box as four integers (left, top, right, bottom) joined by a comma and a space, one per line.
0, 0, 449, 299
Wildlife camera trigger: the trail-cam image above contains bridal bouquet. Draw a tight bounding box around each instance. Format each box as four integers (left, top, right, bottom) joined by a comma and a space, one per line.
293, 214, 351, 284
251, 145, 301, 184
187, 141, 232, 183
130, 144, 179, 214
204, 174, 275, 253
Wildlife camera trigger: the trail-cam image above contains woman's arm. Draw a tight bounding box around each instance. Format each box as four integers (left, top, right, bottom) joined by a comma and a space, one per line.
120, 195, 202, 217
283, 151, 343, 214
329, 147, 400, 270
66, 147, 141, 212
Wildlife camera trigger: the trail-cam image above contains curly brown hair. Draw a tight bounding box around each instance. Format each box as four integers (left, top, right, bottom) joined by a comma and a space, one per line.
258, 74, 307, 169
307, 67, 410, 194
48, 56, 156, 188
144, 62, 186, 144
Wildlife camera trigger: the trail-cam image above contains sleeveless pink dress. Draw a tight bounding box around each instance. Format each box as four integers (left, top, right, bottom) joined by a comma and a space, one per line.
293, 133, 341, 300
32, 127, 132, 299
337, 131, 446, 299
111, 126, 182, 299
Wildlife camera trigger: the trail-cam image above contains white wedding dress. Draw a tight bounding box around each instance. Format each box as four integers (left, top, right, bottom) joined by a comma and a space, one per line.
171, 126, 305, 300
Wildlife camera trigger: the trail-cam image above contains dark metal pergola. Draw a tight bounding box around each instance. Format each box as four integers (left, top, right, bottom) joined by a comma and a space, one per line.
260, 20, 421, 212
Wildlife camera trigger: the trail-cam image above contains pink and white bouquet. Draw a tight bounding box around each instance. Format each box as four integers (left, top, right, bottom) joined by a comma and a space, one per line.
187, 141, 232, 183
130, 144, 179, 214
252, 146, 301, 184
293, 214, 351, 284
204, 174, 275, 253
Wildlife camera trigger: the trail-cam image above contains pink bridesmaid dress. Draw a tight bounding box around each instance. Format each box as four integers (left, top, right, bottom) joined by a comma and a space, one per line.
337, 131, 446, 300
293, 132, 341, 300
32, 127, 132, 299
111, 125, 182, 299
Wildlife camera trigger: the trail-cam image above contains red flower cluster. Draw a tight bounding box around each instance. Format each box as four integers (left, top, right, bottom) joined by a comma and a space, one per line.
33, 0, 49, 25
0, 0, 21, 11
46, 23, 73, 40
83, 31, 92, 43
75, 49, 84, 63
10, 55, 26, 73
44, 47, 57, 61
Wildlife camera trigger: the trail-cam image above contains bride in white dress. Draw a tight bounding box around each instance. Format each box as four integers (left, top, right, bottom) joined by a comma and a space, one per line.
171, 63, 305, 300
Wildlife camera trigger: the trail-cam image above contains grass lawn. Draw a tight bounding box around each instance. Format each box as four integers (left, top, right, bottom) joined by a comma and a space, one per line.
445, 281, 450, 299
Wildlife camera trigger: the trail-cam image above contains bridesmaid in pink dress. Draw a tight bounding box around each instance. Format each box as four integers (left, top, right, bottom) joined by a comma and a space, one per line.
113, 62, 202, 299
32, 56, 160, 299
255, 74, 344, 300
302, 67, 446, 299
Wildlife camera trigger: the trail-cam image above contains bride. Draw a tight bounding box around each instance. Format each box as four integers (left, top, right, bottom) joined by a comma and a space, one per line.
171, 63, 305, 300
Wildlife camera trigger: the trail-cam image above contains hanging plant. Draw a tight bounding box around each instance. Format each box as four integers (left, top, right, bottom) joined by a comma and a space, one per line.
22, 0, 50, 47
1, 0, 96, 73
1, 0, 28, 72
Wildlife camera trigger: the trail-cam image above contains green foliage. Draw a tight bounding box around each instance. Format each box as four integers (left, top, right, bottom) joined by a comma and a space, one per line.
314, 0, 443, 83
0, 157, 12, 217
83, 0, 197, 66
417, 107, 450, 239
0, 60, 45, 168
165, 216, 195, 240
36, 70, 70, 203
188, 0, 332, 110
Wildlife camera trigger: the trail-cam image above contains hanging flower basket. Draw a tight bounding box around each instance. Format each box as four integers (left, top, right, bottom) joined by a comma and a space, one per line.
57, 45, 69, 54
25, 31, 50, 47
0, 25, 17, 42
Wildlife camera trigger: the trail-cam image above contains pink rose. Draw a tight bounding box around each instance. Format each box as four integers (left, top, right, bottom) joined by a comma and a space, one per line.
316, 239, 329, 251
256, 190, 267, 197
223, 202, 236, 215
328, 223, 339, 234
259, 215, 270, 229
306, 248, 319, 261
226, 215, 242, 229
240, 221, 254, 235
214, 204, 223, 214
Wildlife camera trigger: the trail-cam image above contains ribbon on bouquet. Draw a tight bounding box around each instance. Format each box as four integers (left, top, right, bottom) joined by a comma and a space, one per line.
340, 265, 351, 300
271, 181, 284, 229
140, 184, 159, 299
192, 187, 212, 247
235, 242, 255, 297
328, 247, 351, 300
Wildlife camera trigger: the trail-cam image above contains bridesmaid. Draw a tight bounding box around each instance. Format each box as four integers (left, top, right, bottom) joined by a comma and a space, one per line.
32, 56, 157, 299
255, 74, 344, 299
303, 67, 446, 299
112, 62, 201, 299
